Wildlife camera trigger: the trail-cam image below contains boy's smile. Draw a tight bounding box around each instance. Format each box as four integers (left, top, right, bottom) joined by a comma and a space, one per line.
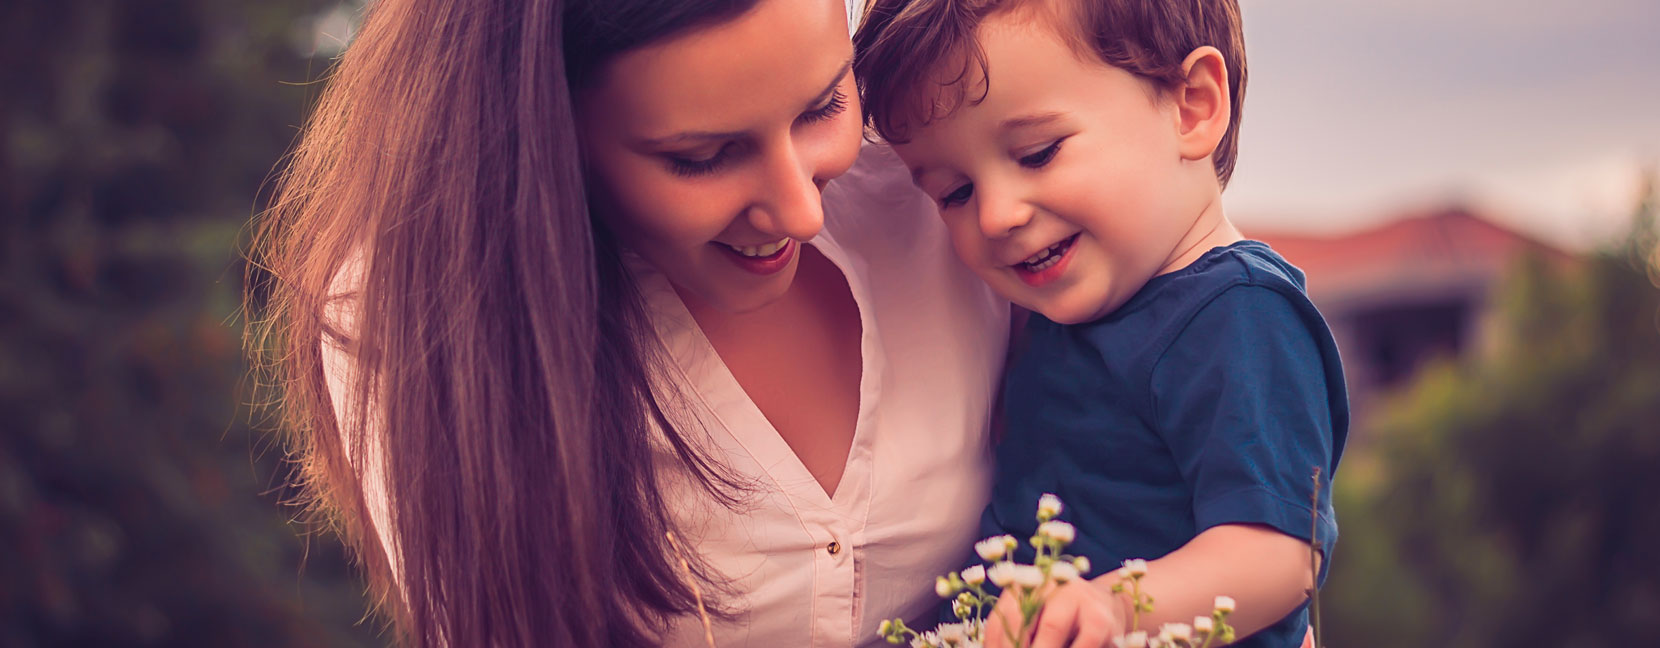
891, 11, 1237, 324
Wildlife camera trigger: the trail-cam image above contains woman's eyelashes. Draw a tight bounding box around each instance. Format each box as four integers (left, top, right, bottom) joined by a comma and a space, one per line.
798, 88, 849, 125
666, 143, 736, 177
663, 90, 849, 178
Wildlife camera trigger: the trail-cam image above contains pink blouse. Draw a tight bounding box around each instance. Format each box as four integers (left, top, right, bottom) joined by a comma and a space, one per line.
324, 143, 1008, 647
646, 144, 1008, 646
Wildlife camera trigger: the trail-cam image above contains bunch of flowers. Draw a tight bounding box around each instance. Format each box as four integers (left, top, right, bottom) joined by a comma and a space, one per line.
877, 494, 1236, 648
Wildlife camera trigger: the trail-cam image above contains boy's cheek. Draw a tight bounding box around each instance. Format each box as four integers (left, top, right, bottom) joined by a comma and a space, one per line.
943, 216, 990, 266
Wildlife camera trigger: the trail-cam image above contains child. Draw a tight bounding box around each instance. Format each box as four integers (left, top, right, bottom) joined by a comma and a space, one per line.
854, 1, 1346, 646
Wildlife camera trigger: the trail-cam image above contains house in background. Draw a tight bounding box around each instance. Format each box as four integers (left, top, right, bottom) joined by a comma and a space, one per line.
1250, 206, 1575, 428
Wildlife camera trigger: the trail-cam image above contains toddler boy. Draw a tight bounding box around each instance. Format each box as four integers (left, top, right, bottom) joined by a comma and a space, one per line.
855, 1, 1346, 646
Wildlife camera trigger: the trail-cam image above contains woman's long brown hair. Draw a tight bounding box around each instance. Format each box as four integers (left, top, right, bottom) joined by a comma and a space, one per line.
248, 0, 758, 644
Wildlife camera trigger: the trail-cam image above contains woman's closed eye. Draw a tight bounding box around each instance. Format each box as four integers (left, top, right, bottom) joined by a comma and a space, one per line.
1017, 138, 1065, 169
665, 142, 739, 178
939, 182, 974, 209
797, 88, 849, 126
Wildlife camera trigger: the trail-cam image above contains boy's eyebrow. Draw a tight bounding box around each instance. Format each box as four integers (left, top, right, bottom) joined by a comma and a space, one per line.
638, 57, 853, 149
1000, 111, 1066, 131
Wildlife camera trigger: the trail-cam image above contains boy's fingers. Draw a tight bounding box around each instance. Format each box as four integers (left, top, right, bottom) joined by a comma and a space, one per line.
984, 592, 1024, 648
1029, 588, 1079, 648
1067, 597, 1115, 648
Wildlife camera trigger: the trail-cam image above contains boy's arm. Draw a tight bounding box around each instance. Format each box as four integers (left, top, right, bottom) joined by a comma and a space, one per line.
1098, 522, 1317, 637
984, 524, 1314, 648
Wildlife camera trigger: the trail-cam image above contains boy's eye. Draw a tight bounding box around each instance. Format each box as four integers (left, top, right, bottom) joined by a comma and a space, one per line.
1018, 139, 1065, 169
939, 183, 974, 209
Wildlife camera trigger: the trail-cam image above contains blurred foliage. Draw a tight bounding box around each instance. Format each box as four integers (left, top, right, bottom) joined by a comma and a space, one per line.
1323, 180, 1660, 647
1, 1, 381, 646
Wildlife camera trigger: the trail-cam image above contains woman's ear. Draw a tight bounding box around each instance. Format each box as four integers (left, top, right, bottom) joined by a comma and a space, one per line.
1174, 46, 1230, 162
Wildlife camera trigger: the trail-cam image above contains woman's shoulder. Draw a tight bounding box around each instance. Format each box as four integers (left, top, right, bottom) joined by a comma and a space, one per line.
818, 140, 1009, 338
821, 141, 979, 274
820, 141, 938, 246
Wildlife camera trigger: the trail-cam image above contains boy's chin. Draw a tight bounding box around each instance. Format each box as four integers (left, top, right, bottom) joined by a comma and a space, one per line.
1017, 279, 1138, 324
1019, 295, 1111, 326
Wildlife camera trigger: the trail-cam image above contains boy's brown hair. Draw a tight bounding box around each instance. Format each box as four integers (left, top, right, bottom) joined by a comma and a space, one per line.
854, 0, 1247, 186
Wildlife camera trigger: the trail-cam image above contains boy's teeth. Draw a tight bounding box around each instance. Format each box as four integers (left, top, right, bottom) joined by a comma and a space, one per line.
1019, 239, 1068, 267
727, 238, 789, 257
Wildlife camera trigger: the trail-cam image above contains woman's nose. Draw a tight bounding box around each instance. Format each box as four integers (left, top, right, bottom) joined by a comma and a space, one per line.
746, 141, 827, 242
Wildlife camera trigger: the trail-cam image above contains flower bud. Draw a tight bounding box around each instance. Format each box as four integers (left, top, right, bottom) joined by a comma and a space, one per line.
936, 576, 956, 598
1073, 556, 1091, 574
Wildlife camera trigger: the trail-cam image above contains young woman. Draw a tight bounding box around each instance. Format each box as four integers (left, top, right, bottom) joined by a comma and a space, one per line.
251, 0, 1007, 645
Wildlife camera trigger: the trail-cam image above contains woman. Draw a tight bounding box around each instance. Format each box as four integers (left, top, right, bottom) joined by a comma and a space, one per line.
251, 0, 1007, 645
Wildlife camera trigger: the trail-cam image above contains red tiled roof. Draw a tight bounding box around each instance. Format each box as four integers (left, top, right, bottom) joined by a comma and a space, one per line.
1247, 206, 1574, 303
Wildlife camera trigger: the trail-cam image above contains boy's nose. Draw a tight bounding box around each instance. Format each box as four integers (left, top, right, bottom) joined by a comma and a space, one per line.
977, 194, 1034, 239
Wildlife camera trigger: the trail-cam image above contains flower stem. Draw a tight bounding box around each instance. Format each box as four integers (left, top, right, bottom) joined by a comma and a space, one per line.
1307, 468, 1323, 648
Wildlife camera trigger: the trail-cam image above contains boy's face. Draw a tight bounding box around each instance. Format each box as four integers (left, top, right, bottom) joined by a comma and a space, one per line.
891, 13, 1218, 324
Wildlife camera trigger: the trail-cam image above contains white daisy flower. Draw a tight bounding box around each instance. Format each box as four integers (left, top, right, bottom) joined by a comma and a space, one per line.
1037, 520, 1076, 544
1037, 493, 1063, 519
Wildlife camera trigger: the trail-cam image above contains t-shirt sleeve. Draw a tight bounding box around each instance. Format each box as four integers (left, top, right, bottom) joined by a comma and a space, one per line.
1149, 284, 1340, 553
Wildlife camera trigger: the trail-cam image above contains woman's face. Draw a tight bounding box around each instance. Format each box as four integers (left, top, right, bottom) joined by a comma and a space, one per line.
579, 0, 863, 314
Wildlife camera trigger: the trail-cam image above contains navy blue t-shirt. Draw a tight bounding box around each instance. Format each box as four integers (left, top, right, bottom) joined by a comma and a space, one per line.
983, 241, 1347, 648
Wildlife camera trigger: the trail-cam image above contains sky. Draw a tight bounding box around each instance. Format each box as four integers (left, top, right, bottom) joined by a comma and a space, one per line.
1223, 0, 1660, 248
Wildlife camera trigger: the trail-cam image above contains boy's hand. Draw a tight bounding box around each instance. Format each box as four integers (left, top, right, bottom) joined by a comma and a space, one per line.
983, 580, 1125, 648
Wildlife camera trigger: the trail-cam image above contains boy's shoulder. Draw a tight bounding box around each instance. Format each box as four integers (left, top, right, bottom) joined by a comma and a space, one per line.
1077, 240, 1314, 343
1141, 239, 1309, 307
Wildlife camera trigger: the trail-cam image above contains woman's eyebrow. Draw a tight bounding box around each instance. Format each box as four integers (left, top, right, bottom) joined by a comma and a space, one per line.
639, 57, 853, 149
639, 129, 746, 148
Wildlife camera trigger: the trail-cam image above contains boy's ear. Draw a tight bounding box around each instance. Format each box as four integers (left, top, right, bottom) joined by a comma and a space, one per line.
1174, 46, 1230, 162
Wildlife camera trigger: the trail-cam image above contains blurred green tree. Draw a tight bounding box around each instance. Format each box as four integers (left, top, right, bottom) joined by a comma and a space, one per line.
1323, 178, 1660, 647
1, 0, 381, 645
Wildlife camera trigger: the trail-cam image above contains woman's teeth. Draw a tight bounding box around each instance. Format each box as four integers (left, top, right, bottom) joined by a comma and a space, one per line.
723, 238, 790, 258
1018, 236, 1073, 271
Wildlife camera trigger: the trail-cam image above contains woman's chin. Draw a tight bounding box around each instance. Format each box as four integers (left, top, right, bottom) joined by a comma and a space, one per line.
674, 264, 799, 316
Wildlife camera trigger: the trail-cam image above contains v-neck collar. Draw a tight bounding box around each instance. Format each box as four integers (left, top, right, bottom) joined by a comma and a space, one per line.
632, 227, 884, 516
